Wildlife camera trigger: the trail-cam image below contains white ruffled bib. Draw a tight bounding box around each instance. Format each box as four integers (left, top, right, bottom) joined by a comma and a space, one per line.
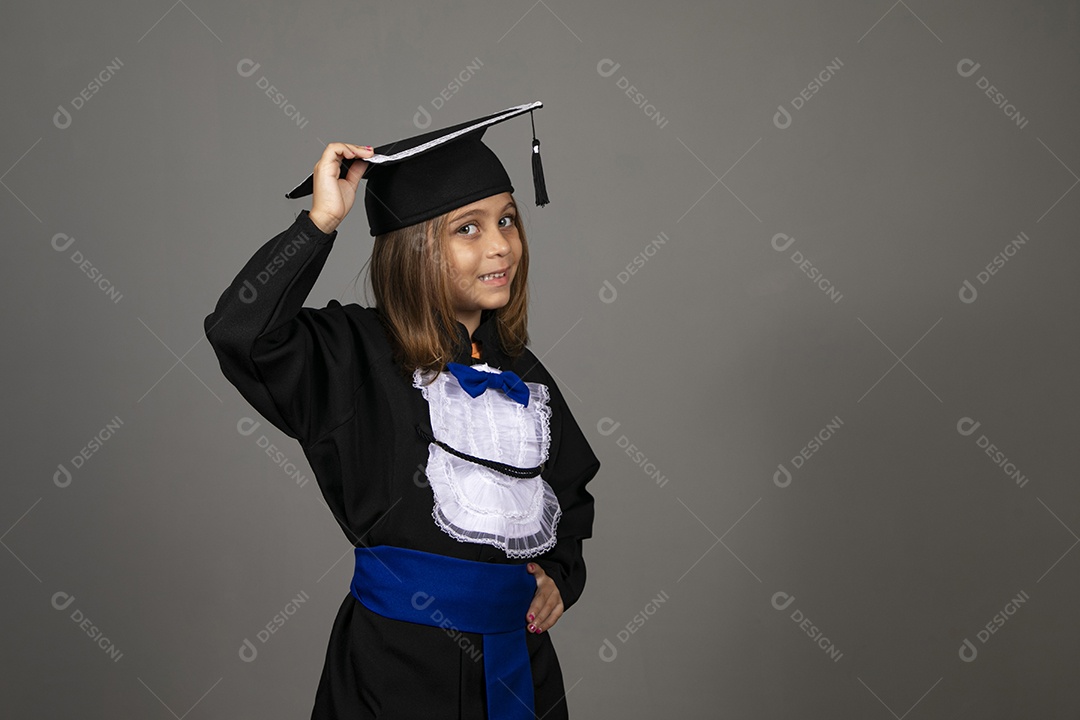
412, 363, 561, 558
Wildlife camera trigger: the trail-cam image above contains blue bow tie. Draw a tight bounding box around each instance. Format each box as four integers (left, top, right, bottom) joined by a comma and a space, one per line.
446, 362, 530, 407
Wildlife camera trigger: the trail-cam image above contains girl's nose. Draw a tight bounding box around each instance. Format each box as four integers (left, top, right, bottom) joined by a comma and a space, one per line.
486, 232, 510, 254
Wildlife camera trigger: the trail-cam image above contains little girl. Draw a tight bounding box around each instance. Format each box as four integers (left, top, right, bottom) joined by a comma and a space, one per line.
204, 101, 600, 720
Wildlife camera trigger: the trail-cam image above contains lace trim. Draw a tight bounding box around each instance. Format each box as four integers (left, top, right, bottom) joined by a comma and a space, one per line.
413, 364, 559, 558
431, 480, 562, 559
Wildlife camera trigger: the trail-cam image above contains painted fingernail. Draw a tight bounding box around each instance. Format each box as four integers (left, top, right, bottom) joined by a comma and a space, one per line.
527, 613, 535, 621
528, 624, 536, 633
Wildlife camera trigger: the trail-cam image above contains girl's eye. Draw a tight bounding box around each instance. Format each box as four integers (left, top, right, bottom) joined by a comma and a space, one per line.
455, 214, 516, 235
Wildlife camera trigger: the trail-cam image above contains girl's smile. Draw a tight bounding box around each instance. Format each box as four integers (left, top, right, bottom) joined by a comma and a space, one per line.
478, 267, 510, 285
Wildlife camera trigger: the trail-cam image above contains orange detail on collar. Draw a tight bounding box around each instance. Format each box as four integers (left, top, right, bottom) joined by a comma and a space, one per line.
471, 341, 481, 359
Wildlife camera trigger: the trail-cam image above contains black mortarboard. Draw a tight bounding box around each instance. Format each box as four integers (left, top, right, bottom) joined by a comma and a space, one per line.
285, 100, 549, 236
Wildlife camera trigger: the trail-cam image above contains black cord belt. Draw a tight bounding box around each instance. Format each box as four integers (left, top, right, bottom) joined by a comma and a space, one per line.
415, 424, 545, 479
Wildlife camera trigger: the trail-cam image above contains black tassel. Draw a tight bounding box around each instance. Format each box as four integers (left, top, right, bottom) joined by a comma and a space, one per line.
530, 109, 549, 207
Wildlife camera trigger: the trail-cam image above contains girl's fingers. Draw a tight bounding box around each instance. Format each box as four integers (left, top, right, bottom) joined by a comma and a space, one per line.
526, 594, 541, 620
529, 594, 549, 627
320, 142, 372, 164
533, 593, 563, 632
526, 590, 549, 629
310, 143, 375, 224
525, 562, 565, 633
525, 563, 546, 630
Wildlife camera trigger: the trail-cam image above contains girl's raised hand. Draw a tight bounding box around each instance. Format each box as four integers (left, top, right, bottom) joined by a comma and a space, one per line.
525, 563, 564, 634
309, 142, 375, 234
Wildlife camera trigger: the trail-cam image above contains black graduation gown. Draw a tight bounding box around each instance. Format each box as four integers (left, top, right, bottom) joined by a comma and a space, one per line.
203, 209, 600, 719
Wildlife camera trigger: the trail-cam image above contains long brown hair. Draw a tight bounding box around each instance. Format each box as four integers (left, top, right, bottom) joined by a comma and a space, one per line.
358, 195, 531, 382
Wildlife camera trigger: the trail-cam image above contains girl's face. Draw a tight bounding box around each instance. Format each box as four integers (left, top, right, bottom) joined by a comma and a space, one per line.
442, 192, 521, 329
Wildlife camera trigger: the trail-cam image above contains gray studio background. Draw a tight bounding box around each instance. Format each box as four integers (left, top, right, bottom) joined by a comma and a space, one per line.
4, 1, 1078, 717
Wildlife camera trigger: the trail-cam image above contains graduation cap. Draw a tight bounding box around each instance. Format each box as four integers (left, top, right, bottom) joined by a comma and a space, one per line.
285, 100, 549, 237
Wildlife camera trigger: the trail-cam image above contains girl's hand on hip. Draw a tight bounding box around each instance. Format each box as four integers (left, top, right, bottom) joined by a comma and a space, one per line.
309, 142, 374, 234
526, 563, 563, 634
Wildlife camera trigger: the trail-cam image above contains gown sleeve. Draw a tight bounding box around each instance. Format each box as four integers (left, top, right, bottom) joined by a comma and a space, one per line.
203, 209, 360, 447
533, 375, 601, 612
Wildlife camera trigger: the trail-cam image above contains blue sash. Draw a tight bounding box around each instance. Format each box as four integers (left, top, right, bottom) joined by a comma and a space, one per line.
350, 545, 537, 720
